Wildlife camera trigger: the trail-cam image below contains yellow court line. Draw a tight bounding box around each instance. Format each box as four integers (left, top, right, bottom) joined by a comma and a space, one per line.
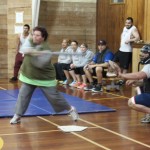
89, 97, 124, 101
0, 137, 4, 150
103, 91, 129, 99
79, 118, 150, 148
37, 116, 111, 150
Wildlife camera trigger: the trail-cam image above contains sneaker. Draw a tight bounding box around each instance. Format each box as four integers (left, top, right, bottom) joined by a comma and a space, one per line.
62, 79, 69, 85
10, 114, 21, 124
106, 72, 117, 77
69, 81, 76, 87
84, 84, 94, 91
69, 106, 79, 121
72, 82, 82, 88
77, 83, 87, 89
9, 77, 18, 82
141, 114, 150, 123
92, 84, 103, 93
115, 80, 125, 85
58, 80, 64, 84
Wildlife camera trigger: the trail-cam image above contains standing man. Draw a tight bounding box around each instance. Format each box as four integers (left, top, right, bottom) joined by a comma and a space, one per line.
10, 26, 79, 124
114, 17, 140, 85
9, 24, 30, 82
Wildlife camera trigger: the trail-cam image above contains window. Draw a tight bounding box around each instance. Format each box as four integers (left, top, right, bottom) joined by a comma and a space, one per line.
110, 0, 125, 4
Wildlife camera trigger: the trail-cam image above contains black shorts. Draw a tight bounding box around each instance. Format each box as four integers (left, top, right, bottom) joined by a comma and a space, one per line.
113, 50, 132, 69
62, 63, 73, 71
74, 67, 85, 75
92, 67, 107, 77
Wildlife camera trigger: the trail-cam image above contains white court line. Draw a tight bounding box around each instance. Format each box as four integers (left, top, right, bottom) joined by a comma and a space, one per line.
79, 118, 150, 148
0, 86, 7, 90
37, 116, 111, 150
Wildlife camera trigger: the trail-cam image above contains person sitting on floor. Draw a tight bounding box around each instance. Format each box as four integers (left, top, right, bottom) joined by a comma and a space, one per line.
70, 43, 94, 89
83, 40, 114, 92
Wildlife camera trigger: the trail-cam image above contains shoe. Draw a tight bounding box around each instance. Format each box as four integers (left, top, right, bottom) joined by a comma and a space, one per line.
141, 114, 150, 123
62, 79, 69, 85
115, 80, 125, 85
69, 106, 79, 121
106, 72, 117, 77
69, 81, 76, 87
77, 83, 87, 89
10, 114, 21, 124
92, 84, 103, 93
58, 80, 64, 84
72, 82, 82, 88
9, 77, 18, 82
84, 84, 94, 91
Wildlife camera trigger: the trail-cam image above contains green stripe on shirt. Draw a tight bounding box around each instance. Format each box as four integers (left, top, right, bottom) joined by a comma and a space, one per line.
19, 73, 57, 87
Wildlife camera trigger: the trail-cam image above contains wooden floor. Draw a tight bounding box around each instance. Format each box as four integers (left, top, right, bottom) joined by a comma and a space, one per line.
0, 79, 150, 150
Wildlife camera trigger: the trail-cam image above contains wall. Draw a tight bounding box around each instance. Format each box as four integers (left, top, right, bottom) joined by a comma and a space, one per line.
0, 0, 8, 78
7, 0, 32, 78
39, 0, 97, 61
97, 0, 145, 52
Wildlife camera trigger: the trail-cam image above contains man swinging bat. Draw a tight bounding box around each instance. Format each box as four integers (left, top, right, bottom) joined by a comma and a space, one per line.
10, 26, 79, 124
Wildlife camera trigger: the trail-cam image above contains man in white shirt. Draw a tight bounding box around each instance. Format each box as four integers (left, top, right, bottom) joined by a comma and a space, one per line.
114, 17, 140, 85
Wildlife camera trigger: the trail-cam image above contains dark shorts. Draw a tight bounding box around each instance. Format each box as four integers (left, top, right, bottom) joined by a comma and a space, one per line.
92, 67, 107, 77
134, 93, 150, 107
62, 63, 73, 71
74, 67, 85, 75
113, 50, 132, 69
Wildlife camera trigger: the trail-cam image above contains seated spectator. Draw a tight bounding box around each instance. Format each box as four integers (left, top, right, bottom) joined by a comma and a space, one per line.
54, 39, 71, 83
62, 40, 77, 85
70, 43, 94, 89
83, 40, 114, 92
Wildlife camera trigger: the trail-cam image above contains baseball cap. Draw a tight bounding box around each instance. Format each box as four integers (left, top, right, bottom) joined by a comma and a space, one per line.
98, 40, 107, 45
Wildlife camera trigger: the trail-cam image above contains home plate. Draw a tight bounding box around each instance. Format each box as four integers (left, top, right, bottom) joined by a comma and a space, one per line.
58, 125, 87, 132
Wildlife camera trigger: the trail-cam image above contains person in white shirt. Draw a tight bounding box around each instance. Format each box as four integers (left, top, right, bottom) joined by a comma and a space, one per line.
9, 24, 30, 82
113, 17, 140, 85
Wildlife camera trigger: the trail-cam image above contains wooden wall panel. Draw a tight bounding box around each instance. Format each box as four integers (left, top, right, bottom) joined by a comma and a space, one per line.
0, 0, 8, 78
144, 0, 150, 42
97, 0, 145, 53
7, 0, 32, 78
39, 0, 97, 57
97, 0, 125, 52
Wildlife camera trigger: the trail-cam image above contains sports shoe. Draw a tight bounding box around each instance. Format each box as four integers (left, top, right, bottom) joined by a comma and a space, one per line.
106, 72, 117, 77
84, 84, 94, 91
141, 114, 150, 123
9, 77, 18, 82
69, 81, 76, 87
69, 106, 79, 121
10, 114, 21, 124
72, 82, 82, 88
77, 83, 87, 89
62, 79, 69, 85
115, 80, 125, 85
92, 84, 103, 93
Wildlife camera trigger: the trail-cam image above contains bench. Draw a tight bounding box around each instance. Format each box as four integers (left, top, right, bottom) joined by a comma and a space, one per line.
92, 76, 121, 91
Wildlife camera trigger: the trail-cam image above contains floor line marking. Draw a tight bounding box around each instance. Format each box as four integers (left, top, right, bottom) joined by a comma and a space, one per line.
0, 137, 4, 150
89, 97, 124, 101
0, 87, 7, 90
79, 118, 150, 148
0, 130, 58, 136
103, 91, 129, 99
37, 116, 111, 150
0, 126, 97, 137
